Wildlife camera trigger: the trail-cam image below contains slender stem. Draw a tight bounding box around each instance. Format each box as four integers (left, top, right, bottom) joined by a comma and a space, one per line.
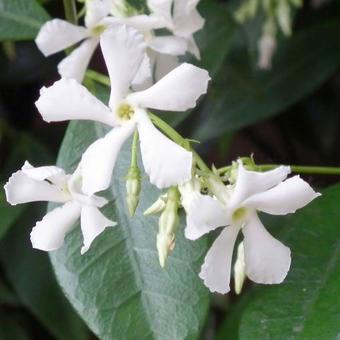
86, 70, 111, 86
131, 130, 139, 168
217, 164, 340, 176
63, 0, 78, 24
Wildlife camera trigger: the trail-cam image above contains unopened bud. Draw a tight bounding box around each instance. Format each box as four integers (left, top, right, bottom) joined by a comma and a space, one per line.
144, 195, 167, 216
157, 187, 180, 267
234, 242, 246, 294
125, 166, 141, 216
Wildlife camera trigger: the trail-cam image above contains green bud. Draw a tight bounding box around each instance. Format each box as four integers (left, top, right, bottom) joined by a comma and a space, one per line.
144, 195, 167, 216
125, 166, 141, 216
157, 187, 180, 267
234, 242, 246, 294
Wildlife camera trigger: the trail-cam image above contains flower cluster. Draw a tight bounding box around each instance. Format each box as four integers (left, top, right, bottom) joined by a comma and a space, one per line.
4, 0, 320, 295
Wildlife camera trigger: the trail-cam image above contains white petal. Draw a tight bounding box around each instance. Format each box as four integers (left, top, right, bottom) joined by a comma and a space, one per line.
173, 0, 205, 37
4, 168, 69, 205
229, 162, 291, 210
243, 175, 321, 215
58, 38, 98, 82
35, 19, 89, 56
186, 35, 200, 59
128, 63, 210, 111
199, 226, 240, 294
80, 205, 116, 254
35, 78, 115, 126
154, 54, 180, 82
136, 110, 192, 188
21, 161, 66, 182
147, 0, 172, 25
80, 123, 135, 195
100, 25, 146, 110
30, 201, 81, 251
243, 213, 291, 284
101, 15, 166, 31
150, 36, 187, 56
85, 0, 111, 28
131, 54, 152, 89
185, 194, 228, 240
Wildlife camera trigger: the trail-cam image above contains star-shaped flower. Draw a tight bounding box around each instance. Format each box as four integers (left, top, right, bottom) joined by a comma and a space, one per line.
181, 161, 320, 294
4, 162, 115, 254
35, 24, 210, 196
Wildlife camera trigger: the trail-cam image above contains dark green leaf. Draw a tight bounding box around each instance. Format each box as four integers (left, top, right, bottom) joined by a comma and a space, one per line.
0, 188, 25, 239
218, 184, 340, 339
0, 0, 49, 41
50, 121, 209, 339
191, 20, 340, 141
0, 205, 90, 340
0, 315, 30, 340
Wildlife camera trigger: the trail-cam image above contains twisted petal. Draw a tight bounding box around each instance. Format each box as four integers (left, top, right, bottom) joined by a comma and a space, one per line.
229, 162, 291, 209
80, 206, 116, 254
173, 0, 205, 37
150, 36, 187, 55
128, 63, 210, 111
136, 110, 192, 188
30, 201, 81, 251
58, 38, 98, 82
85, 0, 111, 28
186, 35, 200, 59
185, 194, 228, 240
35, 19, 89, 56
243, 175, 321, 215
35, 78, 115, 126
5, 167, 69, 205
243, 213, 291, 284
80, 123, 136, 195
21, 161, 66, 182
100, 25, 146, 110
131, 54, 152, 89
199, 226, 240, 294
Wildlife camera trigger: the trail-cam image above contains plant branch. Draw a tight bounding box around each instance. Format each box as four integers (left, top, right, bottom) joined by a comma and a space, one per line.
63, 0, 78, 24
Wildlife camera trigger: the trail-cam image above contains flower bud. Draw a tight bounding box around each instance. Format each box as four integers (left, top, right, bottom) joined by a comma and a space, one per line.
144, 195, 167, 216
234, 242, 246, 294
157, 187, 180, 267
125, 165, 141, 216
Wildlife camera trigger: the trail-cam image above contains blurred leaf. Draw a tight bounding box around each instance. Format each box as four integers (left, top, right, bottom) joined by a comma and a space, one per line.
50, 121, 209, 339
0, 279, 19, 306
218, 184, 340, 339
0, 205, 90, 340
0, 315, 30, 340
0, 0, 49, 41
191, 19, 340, 141
0, 187, 25, 239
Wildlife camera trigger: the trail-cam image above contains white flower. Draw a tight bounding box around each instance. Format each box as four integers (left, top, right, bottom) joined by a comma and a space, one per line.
35, 24, 210, 195
4, 161, 115, 254
35, 0, 165, 83
183, 161, 320, 294
147, 0, 205, 59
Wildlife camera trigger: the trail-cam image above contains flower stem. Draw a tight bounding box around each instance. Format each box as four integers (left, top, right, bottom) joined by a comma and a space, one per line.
86, 70, 111, 86
63, 0, 78, 24
217, 164, 340, 176
131, 130, 139, 168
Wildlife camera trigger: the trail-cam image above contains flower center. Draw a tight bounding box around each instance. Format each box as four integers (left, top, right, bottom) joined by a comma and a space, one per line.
232, 207, 247, 223
117, 103, 135, 120
91, 25, 107, 37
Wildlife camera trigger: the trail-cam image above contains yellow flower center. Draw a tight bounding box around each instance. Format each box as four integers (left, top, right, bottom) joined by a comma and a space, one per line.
117, 103, 134, 120
91, 25, 106, 37
232, 207, 247, 223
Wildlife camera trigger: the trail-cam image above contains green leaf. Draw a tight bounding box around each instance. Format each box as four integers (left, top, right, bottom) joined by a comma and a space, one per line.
0, 0, 49, 41
191, 19, 340, 141
0, 188, 25, 239
0, 315, 30, 340
50, 121, 209, 339
0, 205, 90, 340
218, 184, 340, 339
